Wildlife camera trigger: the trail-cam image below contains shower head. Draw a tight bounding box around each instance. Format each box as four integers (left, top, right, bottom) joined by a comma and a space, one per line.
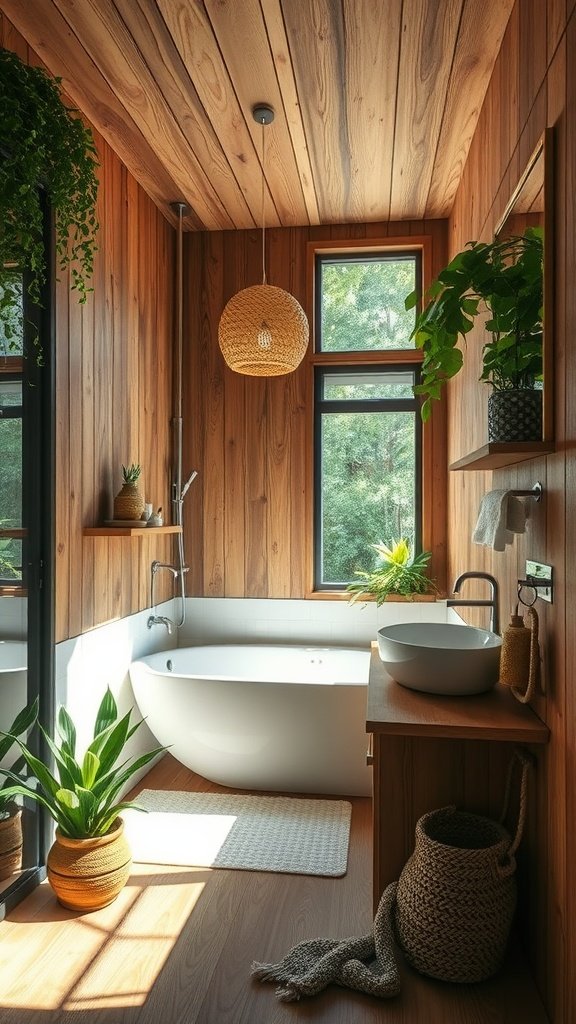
180, 469, 198, 500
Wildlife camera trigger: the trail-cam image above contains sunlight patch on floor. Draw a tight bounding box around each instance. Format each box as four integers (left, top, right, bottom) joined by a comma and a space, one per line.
0, 870, 206, 1011
63, 878, 206, 1011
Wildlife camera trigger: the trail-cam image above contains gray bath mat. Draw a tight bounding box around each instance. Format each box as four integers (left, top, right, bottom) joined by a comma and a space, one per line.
123, 790, 352, 877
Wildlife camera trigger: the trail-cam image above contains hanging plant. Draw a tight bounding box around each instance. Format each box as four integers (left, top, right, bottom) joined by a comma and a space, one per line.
0, 46, 99, 354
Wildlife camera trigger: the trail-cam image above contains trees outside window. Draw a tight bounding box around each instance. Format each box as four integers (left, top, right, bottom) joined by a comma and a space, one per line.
313, 250, 422, 590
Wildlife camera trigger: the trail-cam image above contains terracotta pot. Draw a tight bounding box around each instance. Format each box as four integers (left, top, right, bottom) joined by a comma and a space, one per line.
47, 817, 132, 912
113, 482, 145, 520
0, 806, 23, 881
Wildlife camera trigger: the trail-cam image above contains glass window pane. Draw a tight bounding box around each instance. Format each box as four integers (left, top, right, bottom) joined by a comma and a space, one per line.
0, 380, 22, 409
0, 537, 22, 582
0, 273, 24, 355
0, 418, 22, 526
322, 370, 415, 401
319, 256, 417, 352
319, 410, 416, 585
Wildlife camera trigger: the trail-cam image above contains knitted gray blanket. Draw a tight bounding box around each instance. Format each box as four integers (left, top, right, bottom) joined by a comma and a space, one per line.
251, 881, 400, 1002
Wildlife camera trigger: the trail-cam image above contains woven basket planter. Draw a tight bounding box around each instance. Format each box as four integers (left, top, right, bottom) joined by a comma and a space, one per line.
0, 806, 23, 881
47, 817, 132, 912
113, 482, 145, 520
488, 389, 542, 442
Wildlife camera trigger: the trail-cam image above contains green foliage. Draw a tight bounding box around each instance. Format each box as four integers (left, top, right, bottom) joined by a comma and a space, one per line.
405, 228, 543, 420
0, 46, 99, 353
320, 258, 417, 351
346, 538, 435, 605
122, 463, 141, 484
0, 699, 38, 819
320, 409, 416, 583
0, 689, 165, 839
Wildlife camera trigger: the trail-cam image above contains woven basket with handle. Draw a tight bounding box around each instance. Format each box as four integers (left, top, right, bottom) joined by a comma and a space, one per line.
394, 748, 532, 983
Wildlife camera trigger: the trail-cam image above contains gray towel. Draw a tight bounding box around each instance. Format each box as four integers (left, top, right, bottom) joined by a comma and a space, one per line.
251, 882, 400, 1002
472, 490, 527, 551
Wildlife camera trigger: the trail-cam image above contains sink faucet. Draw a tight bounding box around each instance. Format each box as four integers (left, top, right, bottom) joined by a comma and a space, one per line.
147, 614, 174, 634
447, 571, 500, 635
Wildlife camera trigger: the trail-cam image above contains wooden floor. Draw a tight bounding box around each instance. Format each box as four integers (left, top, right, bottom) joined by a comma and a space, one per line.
0, 755, 548, 1024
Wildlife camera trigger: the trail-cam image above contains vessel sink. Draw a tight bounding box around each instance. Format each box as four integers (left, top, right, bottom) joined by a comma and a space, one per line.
377, 622, 502, 696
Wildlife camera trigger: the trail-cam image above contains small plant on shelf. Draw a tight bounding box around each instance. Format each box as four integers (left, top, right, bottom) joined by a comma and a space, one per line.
113, 463, 144, 520
347, 538, 436, 606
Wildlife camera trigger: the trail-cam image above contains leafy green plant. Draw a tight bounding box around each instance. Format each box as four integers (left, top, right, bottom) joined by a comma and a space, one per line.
0, 46, 99, 353
405, 227, 543, 420
0, 688, 164, 839
0, 699, 39, 820
122, 463, 141, 485
347, 538, 436, 605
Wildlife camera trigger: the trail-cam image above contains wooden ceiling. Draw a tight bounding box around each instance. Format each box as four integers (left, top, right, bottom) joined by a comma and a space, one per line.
1, 0, 514, 232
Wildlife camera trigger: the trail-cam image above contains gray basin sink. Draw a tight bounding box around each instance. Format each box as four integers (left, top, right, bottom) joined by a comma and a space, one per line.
377, 622, 502, 696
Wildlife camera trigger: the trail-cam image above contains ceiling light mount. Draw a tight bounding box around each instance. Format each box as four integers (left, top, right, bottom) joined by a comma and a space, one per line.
252, 104, 275, 126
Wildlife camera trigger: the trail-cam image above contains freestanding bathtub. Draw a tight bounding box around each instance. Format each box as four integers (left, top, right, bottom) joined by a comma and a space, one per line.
129, 645, 372, 796
0, 641, 27, 770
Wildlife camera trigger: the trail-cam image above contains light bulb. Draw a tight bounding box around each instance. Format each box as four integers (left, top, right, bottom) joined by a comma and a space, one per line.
257, 321, 272, 350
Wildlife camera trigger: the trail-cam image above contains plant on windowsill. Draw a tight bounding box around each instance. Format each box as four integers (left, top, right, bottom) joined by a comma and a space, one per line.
0, 46, 99, 358
405, 227, 543, 442
346, 538, 436, 606
0, 688, 165, 911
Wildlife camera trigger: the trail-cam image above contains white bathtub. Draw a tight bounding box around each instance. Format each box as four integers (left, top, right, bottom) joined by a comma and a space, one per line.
0, 641, 28, 769
129, 645, 372, 796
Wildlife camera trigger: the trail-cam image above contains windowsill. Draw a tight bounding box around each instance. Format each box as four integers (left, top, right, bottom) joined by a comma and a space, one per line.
0, 586, 26, 597
307, 591, 439, 602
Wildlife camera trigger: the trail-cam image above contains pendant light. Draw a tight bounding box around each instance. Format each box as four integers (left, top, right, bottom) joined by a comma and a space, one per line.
218, 104, 309, 376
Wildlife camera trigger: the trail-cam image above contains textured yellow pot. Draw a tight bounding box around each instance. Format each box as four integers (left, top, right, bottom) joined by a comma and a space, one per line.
113, 482, 144, 520
0, 807, 23, 881
47, 817, 132, 912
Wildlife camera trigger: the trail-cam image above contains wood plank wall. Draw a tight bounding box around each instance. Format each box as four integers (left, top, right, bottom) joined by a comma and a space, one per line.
447, 1, 575, 1018
183, 220, 447, 599
0, 17, 177, 644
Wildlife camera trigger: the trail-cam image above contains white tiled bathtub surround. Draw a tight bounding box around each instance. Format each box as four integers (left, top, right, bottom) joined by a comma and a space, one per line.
0, 597, 27, 640
178, 596, 455, 648
54, 600, 177, 796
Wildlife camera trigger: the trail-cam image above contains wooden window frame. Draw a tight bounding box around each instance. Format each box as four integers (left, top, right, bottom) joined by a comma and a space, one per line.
305, 236, 447, 599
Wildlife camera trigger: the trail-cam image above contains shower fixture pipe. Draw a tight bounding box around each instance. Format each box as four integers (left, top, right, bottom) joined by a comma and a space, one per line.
169, 201, 198, 630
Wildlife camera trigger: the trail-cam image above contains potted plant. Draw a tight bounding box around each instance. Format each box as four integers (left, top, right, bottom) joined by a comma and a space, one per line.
113, 463, 145, 521
0, 688, 164, 911
0, 46, 99, 355
347, 538, 436, 605
405, 227, 543, 440
0, 699, 39, 880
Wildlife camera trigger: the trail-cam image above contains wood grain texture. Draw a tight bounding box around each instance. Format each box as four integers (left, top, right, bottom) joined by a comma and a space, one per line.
186, 222, 448, 600
0, 22, 178, 641
447, 1, 574, 1018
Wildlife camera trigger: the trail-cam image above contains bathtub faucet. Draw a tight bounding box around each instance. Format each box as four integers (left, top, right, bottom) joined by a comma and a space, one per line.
147, 614, 174, 635
151, 560, 179, 579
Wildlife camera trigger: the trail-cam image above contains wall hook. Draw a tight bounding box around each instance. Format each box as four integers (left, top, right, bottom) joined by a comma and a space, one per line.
511, 482, 543, 501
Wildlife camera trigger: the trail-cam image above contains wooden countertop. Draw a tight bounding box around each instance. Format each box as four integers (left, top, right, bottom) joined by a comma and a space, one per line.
367, 643, 549, 744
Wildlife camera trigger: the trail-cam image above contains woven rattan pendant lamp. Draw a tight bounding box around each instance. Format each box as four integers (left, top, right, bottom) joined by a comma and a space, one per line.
218, 104, 309, 376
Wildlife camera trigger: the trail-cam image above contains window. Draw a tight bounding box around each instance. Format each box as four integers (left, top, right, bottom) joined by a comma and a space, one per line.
0, 271, 24, 588
312, 245, 427, 592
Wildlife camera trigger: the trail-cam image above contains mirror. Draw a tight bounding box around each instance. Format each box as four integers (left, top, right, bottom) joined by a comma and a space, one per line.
495, 128, 554, 442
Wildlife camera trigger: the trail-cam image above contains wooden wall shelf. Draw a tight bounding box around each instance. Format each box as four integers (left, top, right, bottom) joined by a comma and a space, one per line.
449, 441, 555, 471
83, 525, 182, 537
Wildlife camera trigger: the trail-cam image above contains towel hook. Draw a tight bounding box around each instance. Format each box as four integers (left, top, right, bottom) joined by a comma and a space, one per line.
511, 482, 543, 502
